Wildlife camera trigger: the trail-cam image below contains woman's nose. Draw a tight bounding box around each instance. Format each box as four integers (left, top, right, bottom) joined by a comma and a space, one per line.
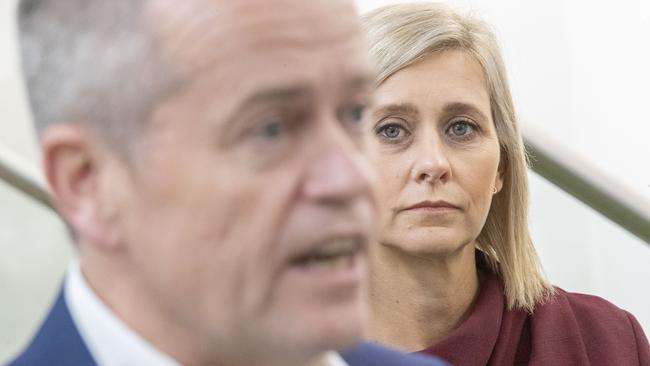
410, 143, 451, 184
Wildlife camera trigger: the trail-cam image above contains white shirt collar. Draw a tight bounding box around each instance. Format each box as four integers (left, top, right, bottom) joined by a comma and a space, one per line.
64, 260, 348, 366
65, 260, 180, 366
322, 352, 350, 366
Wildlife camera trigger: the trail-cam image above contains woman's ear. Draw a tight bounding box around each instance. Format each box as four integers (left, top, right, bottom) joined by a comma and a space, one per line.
494, 150, 507, 194
41, 124, 119, 249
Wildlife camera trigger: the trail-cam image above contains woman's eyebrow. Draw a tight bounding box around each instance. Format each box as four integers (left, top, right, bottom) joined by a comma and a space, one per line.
442, 102, 490, 122
373, 102, 420, 118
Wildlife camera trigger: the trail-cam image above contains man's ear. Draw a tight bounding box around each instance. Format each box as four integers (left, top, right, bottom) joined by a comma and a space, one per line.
41, 124, 120, 249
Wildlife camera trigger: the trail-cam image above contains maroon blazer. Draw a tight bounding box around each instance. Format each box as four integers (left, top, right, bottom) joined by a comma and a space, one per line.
421, 273, 650, 365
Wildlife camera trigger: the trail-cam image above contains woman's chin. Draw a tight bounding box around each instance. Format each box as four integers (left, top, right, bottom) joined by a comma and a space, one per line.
379, 228, 476, 258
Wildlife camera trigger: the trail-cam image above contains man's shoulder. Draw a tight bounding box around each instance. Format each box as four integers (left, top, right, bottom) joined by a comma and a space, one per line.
8, 289, 96, 366
341, 342, 448, 366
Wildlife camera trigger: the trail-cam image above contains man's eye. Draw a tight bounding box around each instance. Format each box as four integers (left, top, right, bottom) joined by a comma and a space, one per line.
340, 104, 367, 125
350, 104, 366, 123
377, 124, 406, 139
253, 119, 284, 139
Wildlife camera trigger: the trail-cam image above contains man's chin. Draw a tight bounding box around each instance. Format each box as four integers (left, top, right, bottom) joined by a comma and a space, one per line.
302, 297, 368, 353
298, 318, 365, 357
269, 298, 366, 354
266, 253, 368, 354
252, 312, 363, 366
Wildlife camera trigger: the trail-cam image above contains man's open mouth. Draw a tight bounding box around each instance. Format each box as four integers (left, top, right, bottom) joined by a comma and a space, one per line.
291, 237, 363, 271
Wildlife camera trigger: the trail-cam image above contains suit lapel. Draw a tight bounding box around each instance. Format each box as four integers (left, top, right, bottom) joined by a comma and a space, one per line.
9, 288, 97, 366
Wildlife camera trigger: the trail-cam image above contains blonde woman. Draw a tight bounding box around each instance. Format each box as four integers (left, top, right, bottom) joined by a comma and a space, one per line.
361, 3, 650, 365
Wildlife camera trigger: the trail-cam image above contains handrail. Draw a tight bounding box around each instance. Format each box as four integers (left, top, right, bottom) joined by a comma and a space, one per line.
0, 129, 649, 245
524, 125, 650, 244
0, 144, 53, 210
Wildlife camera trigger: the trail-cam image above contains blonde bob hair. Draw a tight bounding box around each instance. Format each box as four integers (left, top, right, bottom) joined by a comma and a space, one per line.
362, 2, 553, 312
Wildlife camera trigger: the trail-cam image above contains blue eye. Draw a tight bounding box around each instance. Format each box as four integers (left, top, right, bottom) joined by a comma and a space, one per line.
446, 120, 477, 139
451, 122, 469, 135
376, 123, 408, 141
382, 125, 401, 138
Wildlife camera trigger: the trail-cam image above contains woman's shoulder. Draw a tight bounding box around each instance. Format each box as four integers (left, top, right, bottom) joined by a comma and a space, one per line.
549, 287, 632, 320
528, 286, 650, 364
536, 286, 642, 333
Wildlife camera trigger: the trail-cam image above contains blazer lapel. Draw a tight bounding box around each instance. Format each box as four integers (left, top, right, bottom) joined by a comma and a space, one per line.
8, 288, 97, 366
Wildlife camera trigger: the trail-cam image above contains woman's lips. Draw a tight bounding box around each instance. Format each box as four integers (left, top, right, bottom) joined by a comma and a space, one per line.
402, 200, 460, 212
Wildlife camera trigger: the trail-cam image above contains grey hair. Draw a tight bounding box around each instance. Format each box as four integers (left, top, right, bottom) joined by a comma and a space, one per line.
17, 0, 177, 150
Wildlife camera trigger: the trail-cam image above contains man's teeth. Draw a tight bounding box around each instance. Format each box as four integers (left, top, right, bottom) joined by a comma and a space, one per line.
313, 238, 358, 257
295, 238, 360, 268
302, 255, 353, 270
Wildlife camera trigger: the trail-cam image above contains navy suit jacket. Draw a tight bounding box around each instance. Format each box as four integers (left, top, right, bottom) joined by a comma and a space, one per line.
9, 290, 447, 366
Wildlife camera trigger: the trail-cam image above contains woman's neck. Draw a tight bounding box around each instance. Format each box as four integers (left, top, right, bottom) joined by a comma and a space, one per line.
366, 242, 481, 352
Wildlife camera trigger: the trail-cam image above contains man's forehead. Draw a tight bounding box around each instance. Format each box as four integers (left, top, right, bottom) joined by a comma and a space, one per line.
145, 0, 362, 74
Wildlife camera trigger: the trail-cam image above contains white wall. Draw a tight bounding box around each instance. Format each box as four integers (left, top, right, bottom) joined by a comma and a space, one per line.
0, 0, 38, 163
1, 0, 649, 362
0, 181, 72, 363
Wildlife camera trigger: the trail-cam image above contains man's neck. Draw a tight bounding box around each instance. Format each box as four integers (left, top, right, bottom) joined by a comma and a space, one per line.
366, 242, 480, 352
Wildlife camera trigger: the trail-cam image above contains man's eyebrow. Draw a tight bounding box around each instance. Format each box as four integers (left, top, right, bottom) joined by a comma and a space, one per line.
442, 102, 490, 122
346, 73, 375, 91
237, 73, 373, 108
373, 102, 420, 118
238, 85, 312, 107
218, 85, 311, 145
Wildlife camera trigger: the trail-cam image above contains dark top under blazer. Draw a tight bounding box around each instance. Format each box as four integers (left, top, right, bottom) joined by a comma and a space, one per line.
8, 289, 448, 366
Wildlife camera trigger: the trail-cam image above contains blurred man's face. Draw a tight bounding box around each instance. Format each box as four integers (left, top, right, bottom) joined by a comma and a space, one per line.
105, 0, 374, 364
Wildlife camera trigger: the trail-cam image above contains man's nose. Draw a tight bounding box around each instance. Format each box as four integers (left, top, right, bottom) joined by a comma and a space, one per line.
301, 130, 373, 205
